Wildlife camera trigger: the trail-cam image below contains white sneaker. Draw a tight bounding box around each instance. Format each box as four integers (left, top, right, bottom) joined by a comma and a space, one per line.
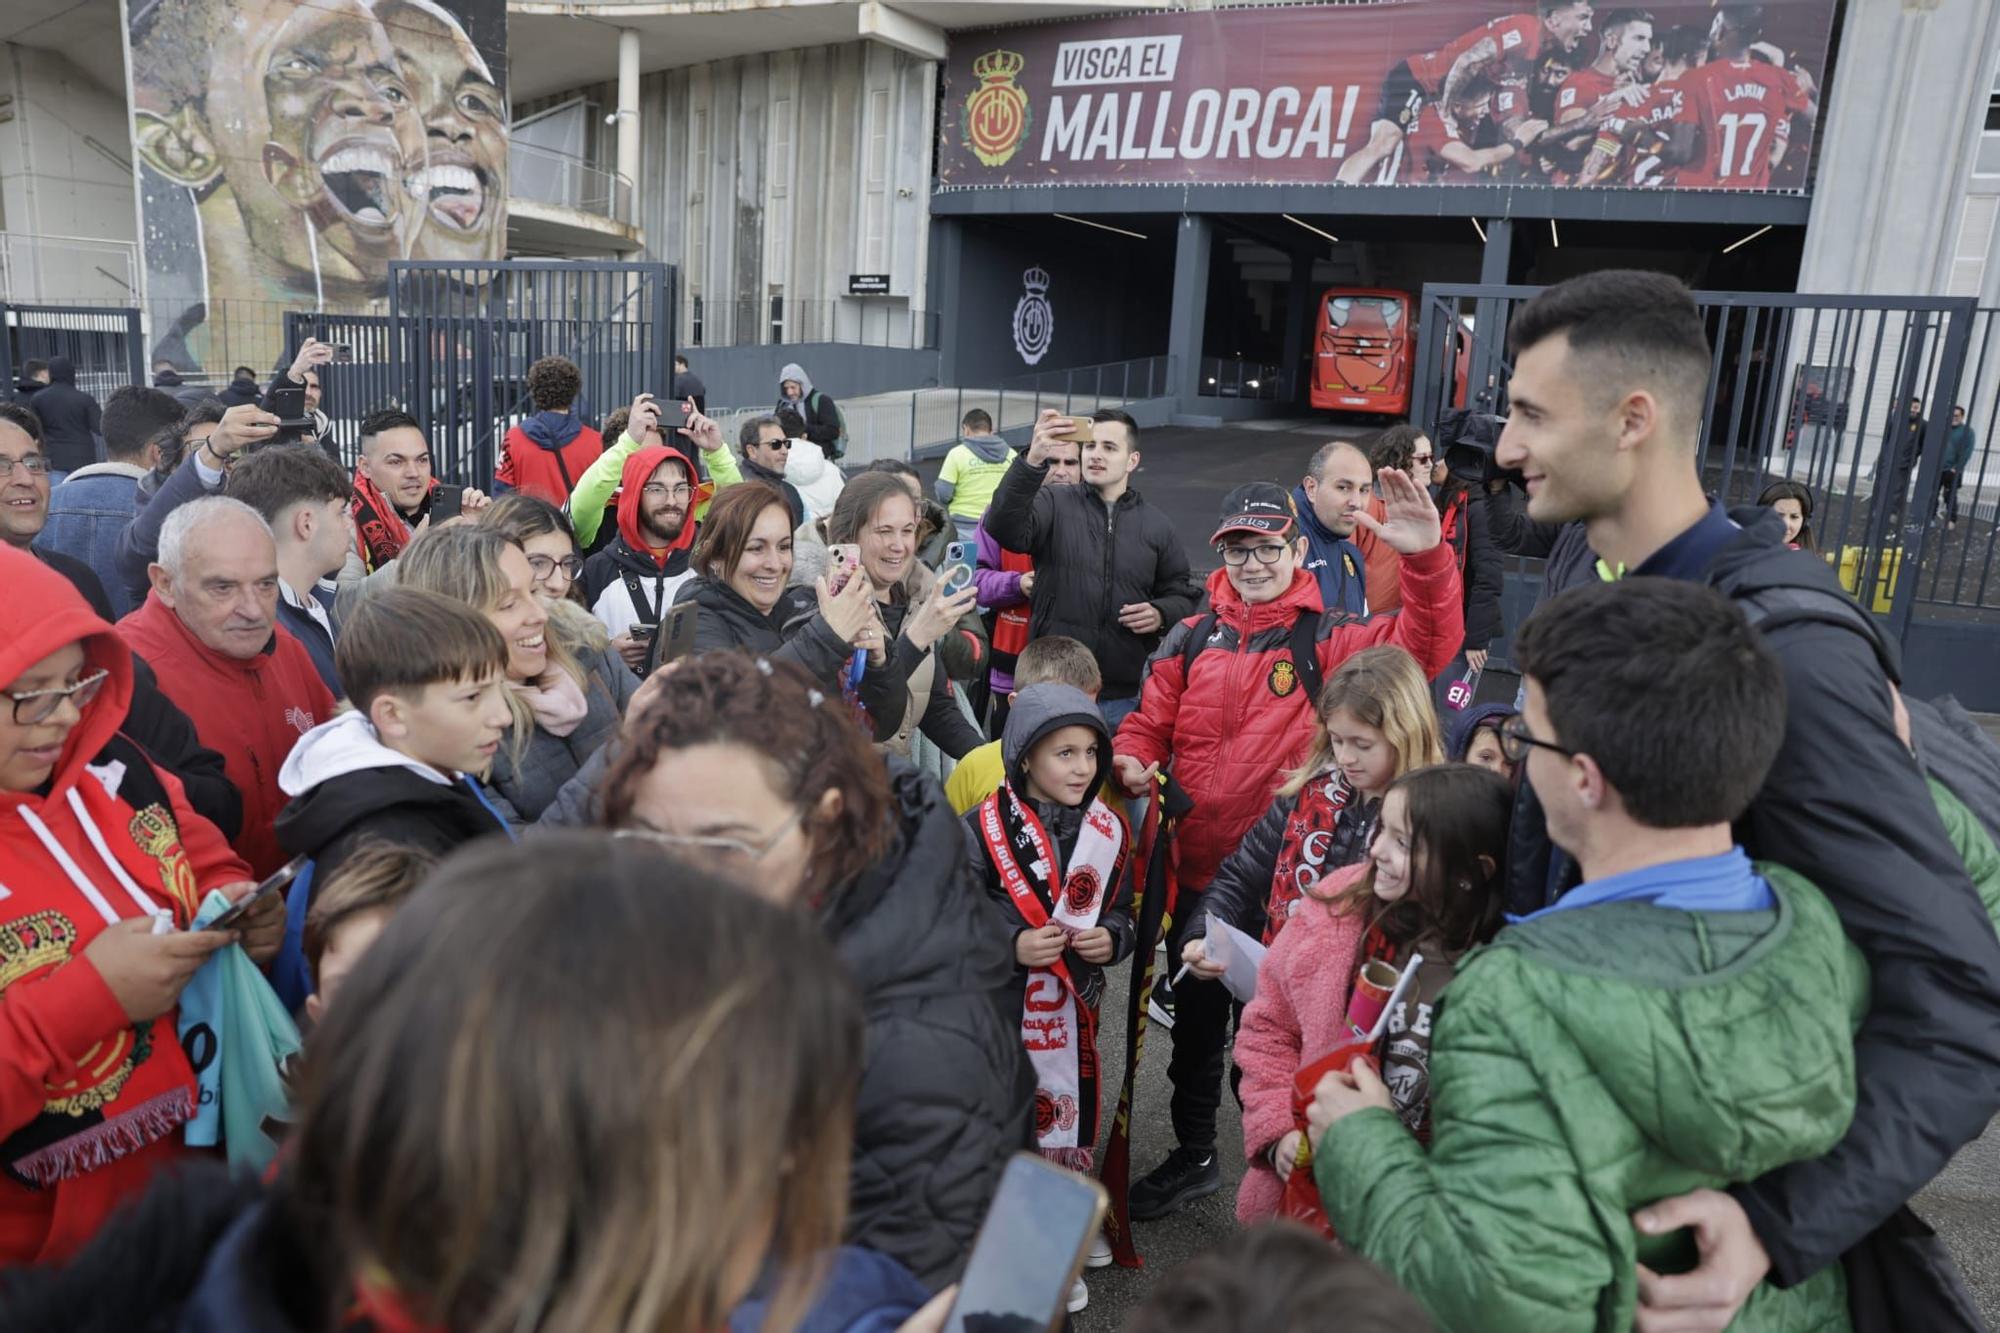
1067, 1277, 1090, 1313
1087, 1232, 1114, 1268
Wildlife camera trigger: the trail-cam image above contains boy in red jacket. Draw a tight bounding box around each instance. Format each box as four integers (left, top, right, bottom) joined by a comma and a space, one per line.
1113, 471, 1462, 1220
0, 545, 279, 1264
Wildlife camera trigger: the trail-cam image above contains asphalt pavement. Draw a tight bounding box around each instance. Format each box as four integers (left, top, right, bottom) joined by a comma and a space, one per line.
919, 421, 2000, 1328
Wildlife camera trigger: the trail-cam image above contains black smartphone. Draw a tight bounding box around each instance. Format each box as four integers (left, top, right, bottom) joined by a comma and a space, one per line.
429, 484, 465, 523
207, 855, 309, 933
647, 602, 699, 675
265, 383, 307, 424
331, 343, 354, 363
944, 1154, 1108, 1333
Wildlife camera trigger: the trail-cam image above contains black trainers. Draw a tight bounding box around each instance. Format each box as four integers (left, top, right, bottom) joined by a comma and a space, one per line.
1147, 972, 1176, 1030
1129, 1146, 1221, 1220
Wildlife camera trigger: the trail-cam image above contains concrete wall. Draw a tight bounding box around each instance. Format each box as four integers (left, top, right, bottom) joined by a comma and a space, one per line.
675, 342, 941, 411
0, 43, 138, 300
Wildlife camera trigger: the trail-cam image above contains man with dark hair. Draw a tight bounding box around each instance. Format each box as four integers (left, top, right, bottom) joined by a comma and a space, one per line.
11, 358, 49, 407
1940, 403, 1977, 531
26, 356, 102, 478
987, 407, 1202, 731
1554, 7, 1653, 127
496, 354, 604, 503
351, 409, 487, 571
227, 445, 357, 689
1494, 268, 2000, 1329
115, 399, 281, 606
217, 366, 264, 409
1667, 1, 1813, 191
42, 386, 183, 616
737, 415, 805, 529
671, 354, 706, 415
1311, 579, 1873, 1332
582, 412, 715, 673
1296, 439, 1373, 614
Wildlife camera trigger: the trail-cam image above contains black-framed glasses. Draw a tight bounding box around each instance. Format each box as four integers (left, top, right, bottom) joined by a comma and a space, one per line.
1218, 542, 1291, 566
1498, 714, 1575, 764
526, 552, 583, 581
0, 454, 50, 479
6, 668, 109, 725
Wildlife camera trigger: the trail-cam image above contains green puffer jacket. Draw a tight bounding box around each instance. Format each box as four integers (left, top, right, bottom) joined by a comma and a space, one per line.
1317, 865, 1866, 1333
1931, 776, 2000, 925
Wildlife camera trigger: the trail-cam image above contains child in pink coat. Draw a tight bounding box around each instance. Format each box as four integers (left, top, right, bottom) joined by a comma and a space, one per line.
1234, 764, 1512, 1223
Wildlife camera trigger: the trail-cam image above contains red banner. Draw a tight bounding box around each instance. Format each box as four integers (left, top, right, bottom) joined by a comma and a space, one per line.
939, 1, 1835, 194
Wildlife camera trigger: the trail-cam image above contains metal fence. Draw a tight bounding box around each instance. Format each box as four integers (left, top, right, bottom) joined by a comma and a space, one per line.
0, 302, 144, 404
1410, 284, 1998, 708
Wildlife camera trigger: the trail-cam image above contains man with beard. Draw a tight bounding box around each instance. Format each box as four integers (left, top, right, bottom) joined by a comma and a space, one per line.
1294, 439, 1374, 614
373, 0, 507, 264
581, 431, 709, 675
349, 408, 487, 570
129, 0, 427, 359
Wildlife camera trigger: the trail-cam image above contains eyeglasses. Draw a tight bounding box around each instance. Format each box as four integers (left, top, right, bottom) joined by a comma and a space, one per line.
1410, 453, 1435, 468
0, 454, 50, 479
1498, 714, 1576, 764
1218, 543, 1291, 566
642, 483, 693, 500
526, 552, 583, 581
614, 808, 804, 864
6, 668, 109, 725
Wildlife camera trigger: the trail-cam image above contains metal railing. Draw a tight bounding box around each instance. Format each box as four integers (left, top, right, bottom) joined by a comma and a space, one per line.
685, 296, 939, 351
0, 234, 141, 305
508, 141, 633, 224
0, 302, 145, 405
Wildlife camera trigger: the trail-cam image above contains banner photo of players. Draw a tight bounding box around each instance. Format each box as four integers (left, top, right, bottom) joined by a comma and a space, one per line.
940, 1, 1831, 194
122, 0, 510, 372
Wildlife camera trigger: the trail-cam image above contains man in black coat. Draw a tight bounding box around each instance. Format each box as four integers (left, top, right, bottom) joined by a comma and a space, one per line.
1495, 270, 2000, 1331
735, 414, 806, 529
26, 356, 101, 476
671, 354, 706, 415
986, 408, 1203, 732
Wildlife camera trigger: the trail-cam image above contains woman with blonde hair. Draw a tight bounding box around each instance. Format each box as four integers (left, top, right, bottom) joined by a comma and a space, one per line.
3, 833, 882, 1333
397, 525, 637, 822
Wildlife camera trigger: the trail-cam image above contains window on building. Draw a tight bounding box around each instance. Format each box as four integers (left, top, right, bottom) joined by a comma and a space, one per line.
687, 100, 710, 346
1988, 63, 2000, 132
863, 86, 891, 275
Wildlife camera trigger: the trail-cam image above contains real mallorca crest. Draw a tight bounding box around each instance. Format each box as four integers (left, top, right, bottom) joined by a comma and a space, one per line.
965, 50, 1032, 168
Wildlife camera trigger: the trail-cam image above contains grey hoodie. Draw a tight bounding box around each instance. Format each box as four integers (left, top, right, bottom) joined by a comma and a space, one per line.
777, 361, 814, 407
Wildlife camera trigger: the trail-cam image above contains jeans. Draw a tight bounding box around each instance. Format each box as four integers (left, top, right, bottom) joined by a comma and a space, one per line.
1163, 893, 1238, 1153
1100, 693, 1141, 734
1937, 469, 1962, 525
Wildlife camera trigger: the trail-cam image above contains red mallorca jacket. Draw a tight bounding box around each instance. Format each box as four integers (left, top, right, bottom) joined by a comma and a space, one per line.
1114, 542, 1462, 894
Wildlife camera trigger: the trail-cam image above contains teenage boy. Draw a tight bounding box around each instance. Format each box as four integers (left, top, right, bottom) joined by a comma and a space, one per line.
226, 445, 355, 691
1115, 475, 1462, 1220
272, 586, 515, 1006
1310, 577, 1877, 1332
1495, 269, 2000, 1329
947, 634, 1101, 816
301, 841, 436, 1024
937, 408, 1013, 542
986, 408, 1203, 731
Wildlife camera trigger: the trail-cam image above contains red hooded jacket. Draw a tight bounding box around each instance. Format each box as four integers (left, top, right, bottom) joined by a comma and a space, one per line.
0, 548, 251, 1264
117, 596, 334, 876
1115, 542, 1462, 893
616, 443, 706, 568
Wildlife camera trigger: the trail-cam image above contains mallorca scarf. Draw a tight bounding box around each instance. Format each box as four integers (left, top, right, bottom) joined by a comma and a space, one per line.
350, 469, 436, 572
1264, 770, 1379, 946
992, 546, 1034, 658
979, 784, 1128, 1171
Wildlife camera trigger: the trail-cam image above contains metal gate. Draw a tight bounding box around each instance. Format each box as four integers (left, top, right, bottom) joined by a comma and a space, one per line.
0, 302, 145, 405
1409, 284, 1996, 709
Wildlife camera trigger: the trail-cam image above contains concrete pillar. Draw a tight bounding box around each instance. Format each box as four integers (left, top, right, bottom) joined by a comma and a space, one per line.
616, 28, 641, 225
1280, 246, 1315, 407
1168, 213, 1212, 415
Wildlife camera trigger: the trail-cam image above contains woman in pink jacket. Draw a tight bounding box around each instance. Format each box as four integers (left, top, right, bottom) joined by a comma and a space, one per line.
1233, 764, 1512, 1223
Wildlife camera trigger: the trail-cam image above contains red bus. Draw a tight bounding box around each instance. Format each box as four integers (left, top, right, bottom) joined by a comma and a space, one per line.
1311, 288, 1415, 416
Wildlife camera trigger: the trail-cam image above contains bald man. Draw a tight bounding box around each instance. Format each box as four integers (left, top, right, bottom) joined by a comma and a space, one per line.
1295, 439, 1373, 614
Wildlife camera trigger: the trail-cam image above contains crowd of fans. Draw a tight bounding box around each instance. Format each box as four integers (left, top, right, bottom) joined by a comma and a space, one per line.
0, 270, 1996, 1333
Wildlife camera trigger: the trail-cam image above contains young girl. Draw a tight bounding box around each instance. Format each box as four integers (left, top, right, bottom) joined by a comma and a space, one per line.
1757, 479, 1816, 551
1233, 763, 1512, 1224
1184, 644, 1444, 966
965, 682, 1135, 1315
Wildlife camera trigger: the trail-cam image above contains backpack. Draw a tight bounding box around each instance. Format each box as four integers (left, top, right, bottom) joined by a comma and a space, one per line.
1178, 608, 1333, 703
809, 390, 850, 460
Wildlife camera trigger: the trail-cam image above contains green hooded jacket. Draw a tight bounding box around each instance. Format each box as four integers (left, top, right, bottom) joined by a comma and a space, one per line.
1317, 864, 1866, 1333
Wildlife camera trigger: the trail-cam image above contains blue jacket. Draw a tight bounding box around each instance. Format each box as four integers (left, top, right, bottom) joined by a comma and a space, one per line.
37, 462, 146, 618
729, 1247, 931, 1333
1292, 482, 1367, 615
278, 580, 341, 691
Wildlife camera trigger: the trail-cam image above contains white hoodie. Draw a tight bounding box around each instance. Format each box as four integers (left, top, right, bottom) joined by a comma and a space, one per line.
278, 708, 453, 797
785, 438, 847, 524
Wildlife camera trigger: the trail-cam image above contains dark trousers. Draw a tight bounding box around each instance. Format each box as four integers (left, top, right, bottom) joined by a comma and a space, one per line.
1163, 894, 1238, 1153
1937, 469, 1962, 525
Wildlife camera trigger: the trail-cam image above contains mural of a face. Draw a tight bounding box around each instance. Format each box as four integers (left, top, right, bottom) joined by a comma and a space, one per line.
204, 0, 428, 281
374, 0, 508, 263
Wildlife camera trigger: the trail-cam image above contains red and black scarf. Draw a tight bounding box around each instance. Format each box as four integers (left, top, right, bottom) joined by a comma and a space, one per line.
1265, 770, 1379, 946
350, 470, 436, 572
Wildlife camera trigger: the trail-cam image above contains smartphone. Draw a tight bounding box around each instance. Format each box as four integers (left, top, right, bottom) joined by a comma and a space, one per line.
429, 484, 465, 523
264, 384, 307, 426
331, 343, 355, 364
945, 1154, 1108, 1333
648, 602, 700, 674
828, 542, 862, 596
207, 855, 309, 933
1058, 415, 1095, 444
939, 541, 975, 600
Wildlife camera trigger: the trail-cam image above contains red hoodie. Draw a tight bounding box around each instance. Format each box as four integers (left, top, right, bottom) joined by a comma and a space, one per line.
0, 547, 252, 1264
1116, 543, 1462, 893
614, 442, 708, 568
496, 417, 605, 506
117, 596, 334, 876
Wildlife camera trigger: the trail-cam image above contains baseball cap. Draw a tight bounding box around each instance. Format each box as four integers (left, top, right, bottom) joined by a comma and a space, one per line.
1211, 482, 1298, 544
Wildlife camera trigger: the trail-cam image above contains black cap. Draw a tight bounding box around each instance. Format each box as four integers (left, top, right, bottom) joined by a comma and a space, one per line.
1211, 482, 1298, 543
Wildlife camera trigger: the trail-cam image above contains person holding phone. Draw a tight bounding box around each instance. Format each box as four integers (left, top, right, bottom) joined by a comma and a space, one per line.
0, 546, 278, 1266
263, 337, 333, 445
567, 392, 740, 551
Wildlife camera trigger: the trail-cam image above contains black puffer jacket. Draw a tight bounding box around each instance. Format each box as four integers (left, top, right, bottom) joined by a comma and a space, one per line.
1440, 484, 1505, 653
672, 575, 908, 742
825, 759, 1031, 1289
28, 357, 101, 473
984, 453, 1203, 698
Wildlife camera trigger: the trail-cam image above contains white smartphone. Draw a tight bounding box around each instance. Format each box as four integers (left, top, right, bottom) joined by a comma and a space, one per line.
944, 1153, 1109, 1333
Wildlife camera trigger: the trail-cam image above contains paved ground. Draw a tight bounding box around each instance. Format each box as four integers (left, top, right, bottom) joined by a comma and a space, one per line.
923, 423, 2000, 1327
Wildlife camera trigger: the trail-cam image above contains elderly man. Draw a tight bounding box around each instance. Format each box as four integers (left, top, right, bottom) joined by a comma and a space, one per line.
119, 496, 334, 874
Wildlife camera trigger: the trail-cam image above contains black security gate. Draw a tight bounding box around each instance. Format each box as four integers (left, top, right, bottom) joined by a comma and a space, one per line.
1410, 284, 1996, 710
0, 302, 145, 406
